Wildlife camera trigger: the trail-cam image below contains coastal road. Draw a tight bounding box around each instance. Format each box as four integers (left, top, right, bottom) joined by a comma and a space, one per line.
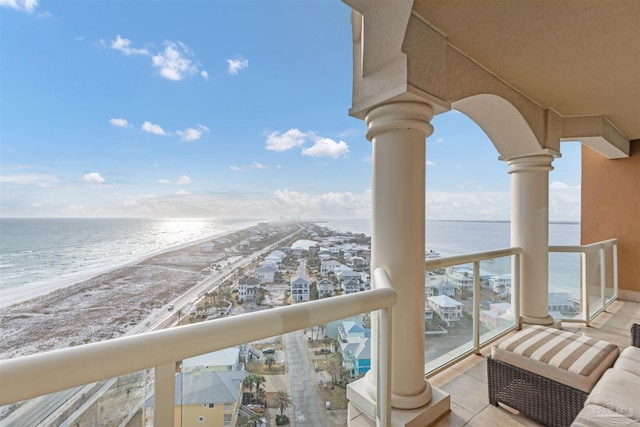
285, 330, 333, 427
0, 389, 80, 427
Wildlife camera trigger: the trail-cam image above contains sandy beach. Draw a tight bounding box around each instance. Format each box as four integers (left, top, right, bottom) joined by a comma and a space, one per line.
0, 223, 296, 361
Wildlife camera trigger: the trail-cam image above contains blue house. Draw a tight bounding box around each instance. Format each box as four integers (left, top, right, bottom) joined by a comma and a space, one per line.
338, 320, 371, 377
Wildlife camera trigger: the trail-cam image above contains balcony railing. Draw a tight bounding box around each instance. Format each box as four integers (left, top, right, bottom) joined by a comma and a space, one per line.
424, 247, 523, 376
550, 238, 618, 325
423, 238, 618, 377
0, 269, 397, 427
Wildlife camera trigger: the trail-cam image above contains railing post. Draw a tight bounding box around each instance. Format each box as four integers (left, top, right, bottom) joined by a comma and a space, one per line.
599, 247, 606, 313
154, 362, 176, 427
513, 253, 521, 330
376, 305, 392, 427
581, 252, 590, 326
473, 262, 480, 353
612, 242, 619, 302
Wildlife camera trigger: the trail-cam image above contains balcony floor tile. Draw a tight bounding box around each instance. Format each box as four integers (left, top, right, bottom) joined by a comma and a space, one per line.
428, 299, 639, 427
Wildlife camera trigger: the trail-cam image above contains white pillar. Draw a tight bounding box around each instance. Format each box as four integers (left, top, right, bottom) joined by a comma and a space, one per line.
367, 101, 434, 408
508, 153, 555, 325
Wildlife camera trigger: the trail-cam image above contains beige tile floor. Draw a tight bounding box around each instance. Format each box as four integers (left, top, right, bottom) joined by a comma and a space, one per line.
431, 299, 640, 427
348, 299, 640, 427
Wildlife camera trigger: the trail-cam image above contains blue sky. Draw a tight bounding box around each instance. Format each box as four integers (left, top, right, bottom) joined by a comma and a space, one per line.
0, 0, 581, 221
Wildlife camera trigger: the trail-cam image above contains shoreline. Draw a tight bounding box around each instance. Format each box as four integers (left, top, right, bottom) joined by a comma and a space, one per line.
0, 224, 254, 309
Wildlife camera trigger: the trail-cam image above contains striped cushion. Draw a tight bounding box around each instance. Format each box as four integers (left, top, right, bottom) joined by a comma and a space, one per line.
492, 325, 620, 392
497, 325, 618, 376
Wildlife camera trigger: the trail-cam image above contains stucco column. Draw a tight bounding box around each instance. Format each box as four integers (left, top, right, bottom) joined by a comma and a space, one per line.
508, 153, 555, 325
366, 101, 434, 408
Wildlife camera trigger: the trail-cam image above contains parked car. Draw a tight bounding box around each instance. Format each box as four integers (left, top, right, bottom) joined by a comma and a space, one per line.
263, 348, 275, 354
168, 304, 174, 311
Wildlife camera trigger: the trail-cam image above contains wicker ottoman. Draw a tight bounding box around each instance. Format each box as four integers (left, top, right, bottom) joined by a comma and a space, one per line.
488, 325, 620, 427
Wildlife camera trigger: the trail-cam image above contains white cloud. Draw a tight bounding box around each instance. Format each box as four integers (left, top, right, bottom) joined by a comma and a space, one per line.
272, 189, 371, 218
549, 181, 581, 221
230, 166, 243, 172
266, 129, 307, 152
426, 160, 435, 166
177, 124, 209, 142
251, 162, 267, 169
436, 138, 445, 144
109, 118, 131, 128
302, 137, 349, 158
157, 178, 171, 184
82, 172, 105, 184
111, 35, 149, 56
427, 191, 511, 221
123, 200, 138, 207
0, 0, 38, 13
152, 41, 198, 81
550, 181, 580, 190
175, 189, 191, 195
0, 173, 59, 187
176, 175, 191, 185
142, 121, 167, 135
226, 56, 248, 75
106, 36, 205, 82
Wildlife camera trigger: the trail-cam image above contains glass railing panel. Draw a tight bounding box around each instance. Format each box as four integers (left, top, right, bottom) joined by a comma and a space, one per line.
478, 257, 518, 344
548, 251, 582, 321
0, 370, 149, 426
603, 244, 616, 305
584, 249, 604, 319
424, 262, 475, 373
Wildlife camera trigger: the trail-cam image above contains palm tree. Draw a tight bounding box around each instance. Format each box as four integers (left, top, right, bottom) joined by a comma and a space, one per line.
264, 355, 276, 370
243, 374, 257, 403
255, 387, 266, 406
253, 375, 266, 396
273, 390, 292, 416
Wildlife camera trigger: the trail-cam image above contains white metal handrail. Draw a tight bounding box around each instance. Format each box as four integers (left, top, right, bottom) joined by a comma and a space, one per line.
424, 247, 523, 270
0, 282, 397, 425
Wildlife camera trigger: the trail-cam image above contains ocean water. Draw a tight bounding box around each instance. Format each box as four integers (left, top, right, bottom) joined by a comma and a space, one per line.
0, 218, 257, 293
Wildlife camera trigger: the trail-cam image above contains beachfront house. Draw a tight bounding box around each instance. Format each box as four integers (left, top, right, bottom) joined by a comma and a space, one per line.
290, 275, 310, 303
320, 258, 342, 277
489, 274, 512, 295
337, 268, 363, 283
182, 348, 242, 372
480, 303, 513, 330
338, 321, 371, 377
237, 276, 261, 301
316, 279, 335, 298
253, 266, 276, 284
427, 295, 464, 327
342, 279, 361, 295
144, 370, 246, 427
447, 272, 474, 298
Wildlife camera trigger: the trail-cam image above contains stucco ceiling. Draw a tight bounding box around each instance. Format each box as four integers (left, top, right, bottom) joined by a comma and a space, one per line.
412, 0, 640, 141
